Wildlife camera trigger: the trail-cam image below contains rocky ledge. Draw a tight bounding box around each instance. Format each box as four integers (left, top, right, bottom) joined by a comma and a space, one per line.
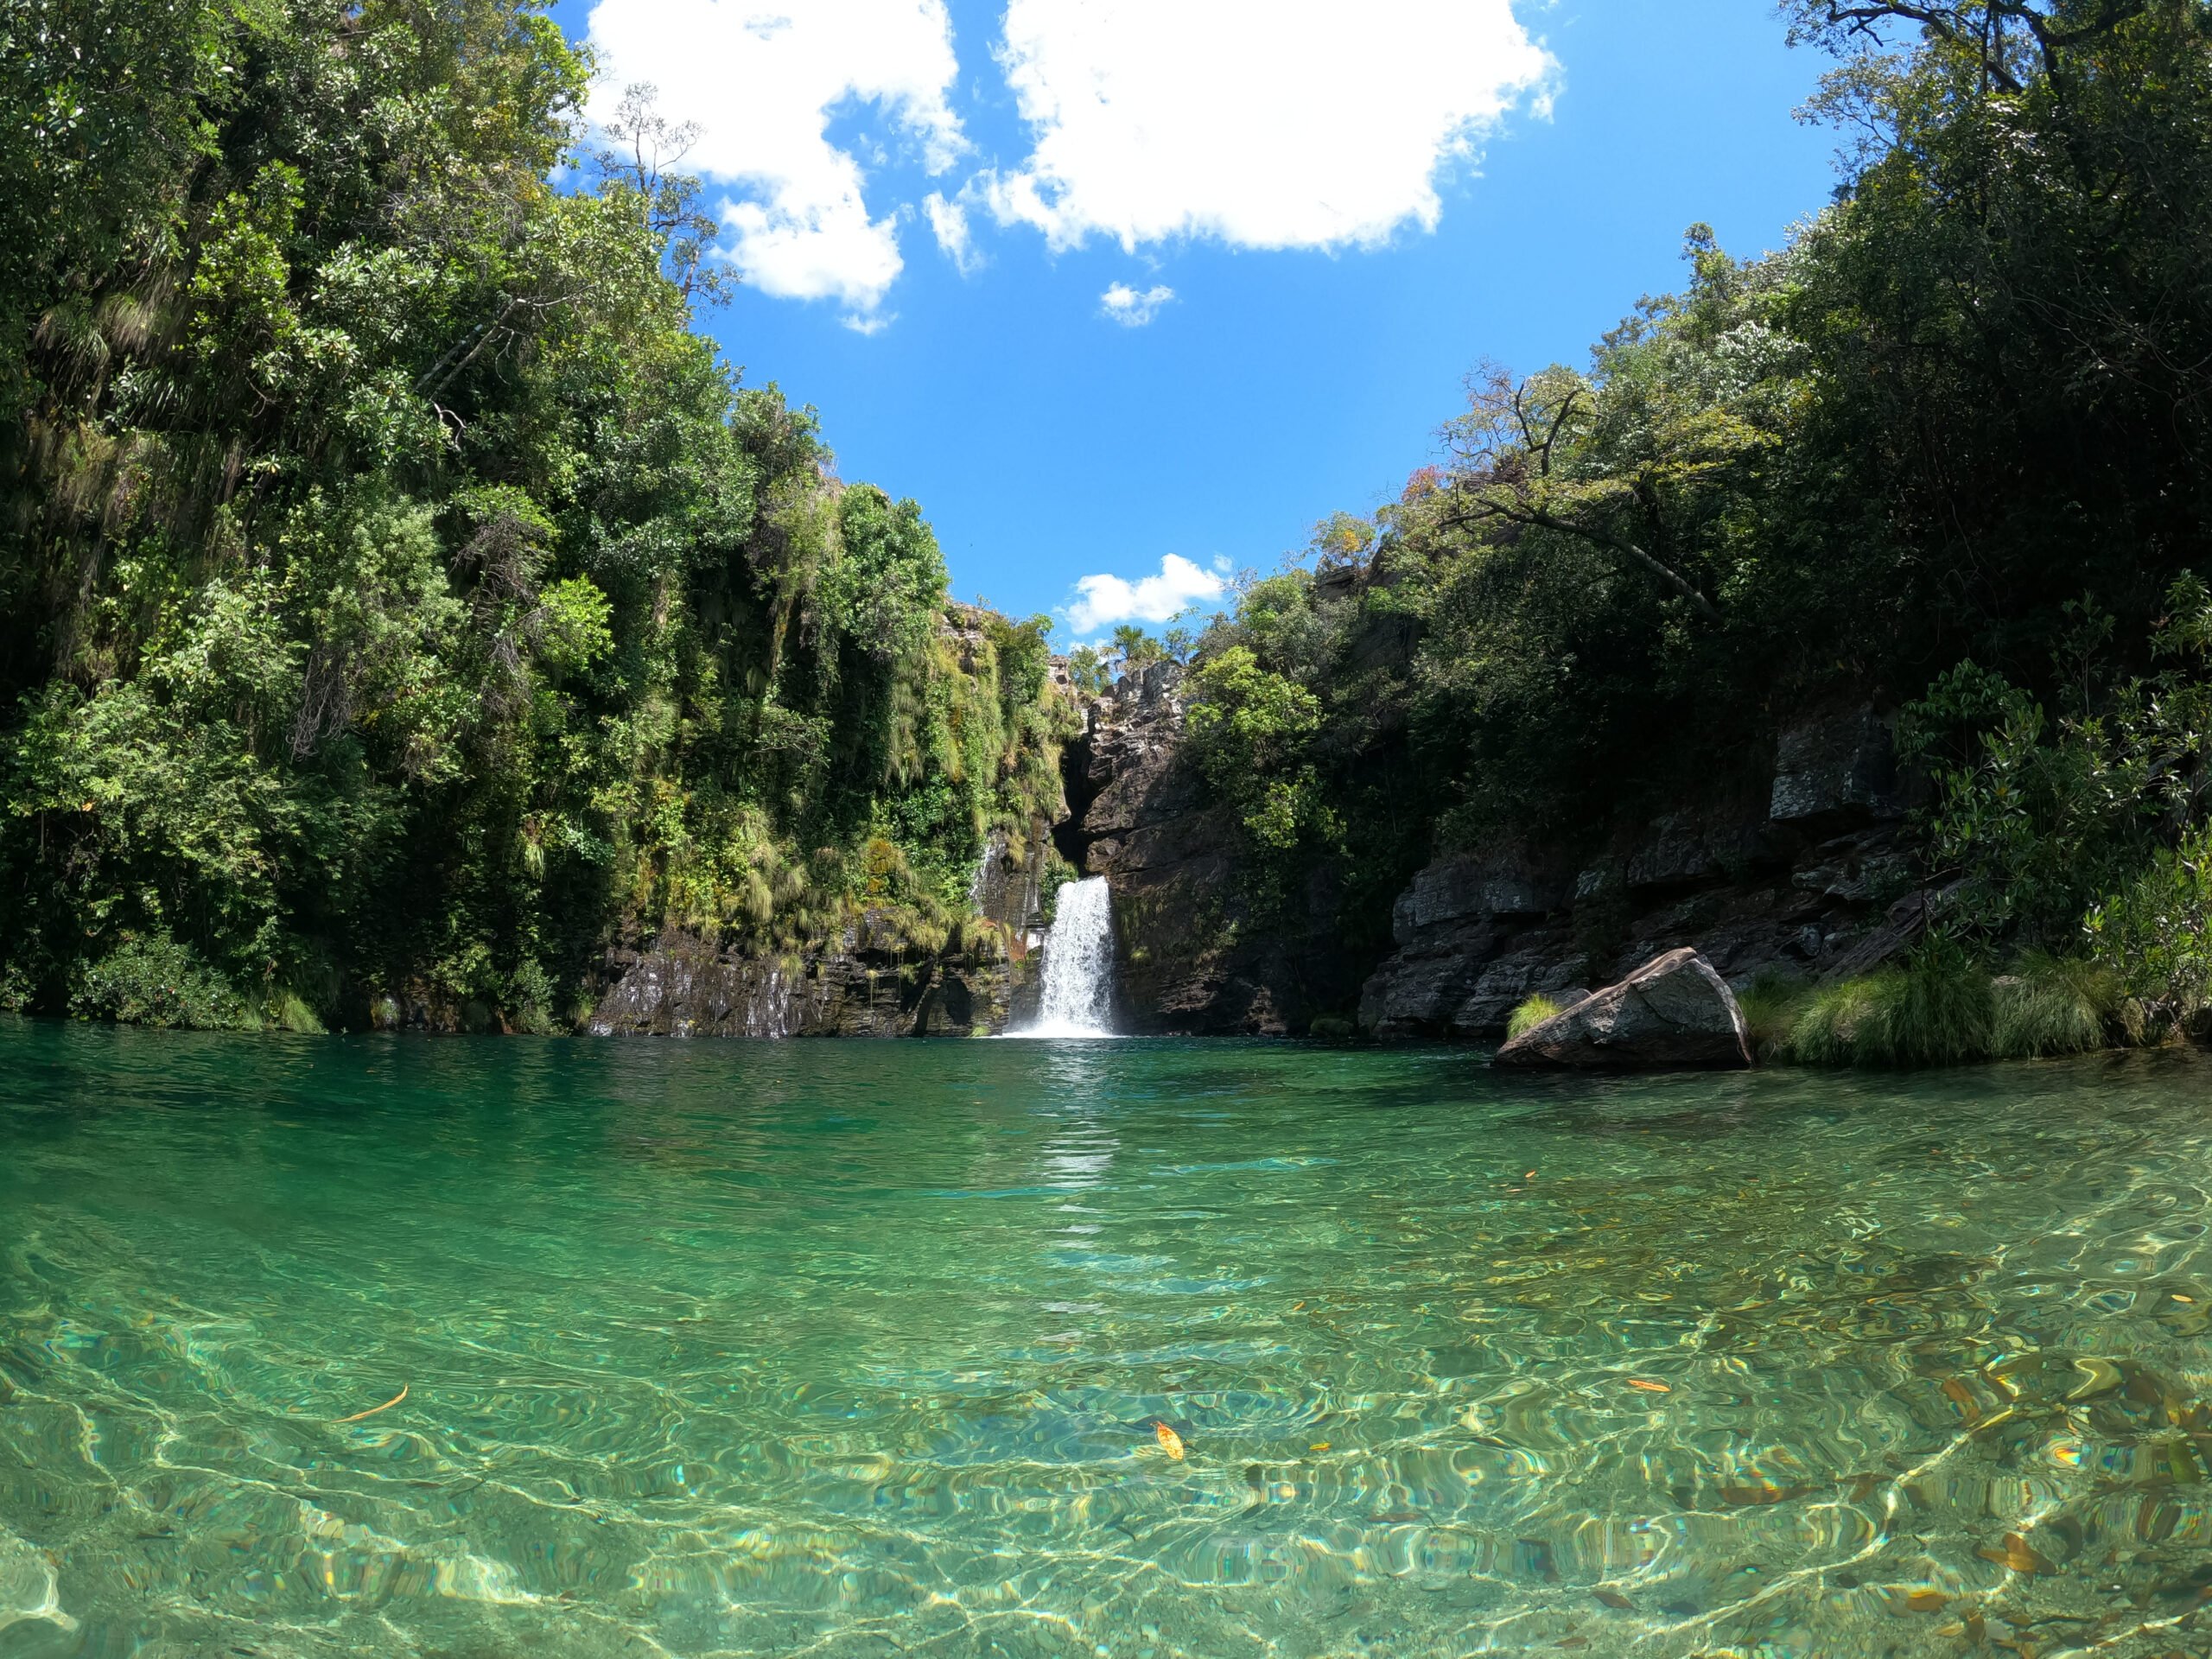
587, 827, 1051, 1039
1360, 703, 1936, 1041
588, 927, 1016, 1039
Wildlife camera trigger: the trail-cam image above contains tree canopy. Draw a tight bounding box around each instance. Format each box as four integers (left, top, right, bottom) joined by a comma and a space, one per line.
0, 0, 1072, 1029
1183, 0, 2212, 980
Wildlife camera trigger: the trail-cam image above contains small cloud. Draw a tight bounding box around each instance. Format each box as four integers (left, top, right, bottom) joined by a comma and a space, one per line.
924, 191, 982, 274
1101, 282, 1175, 327
842, 310, 897, 336
1065, 553, 1226, 633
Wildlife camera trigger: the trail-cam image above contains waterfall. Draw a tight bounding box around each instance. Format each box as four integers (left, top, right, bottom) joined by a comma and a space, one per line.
1020, 877, 1116, 1037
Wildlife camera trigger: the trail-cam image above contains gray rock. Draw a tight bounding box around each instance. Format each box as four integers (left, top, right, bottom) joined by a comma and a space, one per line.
1815, 884, 1955, 982
1494, 947, 1751, 1070
1573, 859, 1622, 903
1410, 846, 1568, 926
589, 929, 1019, 1038
1626, 808, 1779, 892
1770, 705, 1900, 824
1357, 917, 1508, 1039
1068, 658, 1361, 1034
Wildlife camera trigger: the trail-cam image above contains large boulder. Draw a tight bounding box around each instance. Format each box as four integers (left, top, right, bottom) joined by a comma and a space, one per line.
1494, 947, 1751, 1070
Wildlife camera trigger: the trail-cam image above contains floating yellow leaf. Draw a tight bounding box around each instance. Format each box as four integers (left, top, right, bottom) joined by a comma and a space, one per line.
1309, 1441, 1331, 1452
1154, 1421, 1185, 1461
1626, 1379, 1670, 1394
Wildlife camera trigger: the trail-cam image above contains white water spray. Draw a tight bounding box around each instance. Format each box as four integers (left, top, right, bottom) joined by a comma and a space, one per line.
1020, 877, 1116, 1037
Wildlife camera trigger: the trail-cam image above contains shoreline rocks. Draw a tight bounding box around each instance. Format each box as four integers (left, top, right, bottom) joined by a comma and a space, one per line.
1494, 949, 1751, 1070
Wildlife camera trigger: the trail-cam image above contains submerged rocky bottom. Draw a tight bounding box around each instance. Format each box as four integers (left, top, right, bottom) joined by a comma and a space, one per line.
3, 1020, 2210, 1657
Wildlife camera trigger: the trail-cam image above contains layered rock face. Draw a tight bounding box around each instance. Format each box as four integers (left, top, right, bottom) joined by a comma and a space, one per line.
1058, 663, 1362, 1034
588, 931, 1016, 1039
1361, 704, 1933, 1040
1494, 949, 1751, 1069
588, 828, 1050, 1039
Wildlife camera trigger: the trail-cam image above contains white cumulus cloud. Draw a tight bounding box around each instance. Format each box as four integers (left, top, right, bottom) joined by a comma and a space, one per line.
1065, 555, 1229, 634
924, 191, 982, 273
583, 0, 966, 322
982, 0, 1554, 253
1100, 282, 1174, 326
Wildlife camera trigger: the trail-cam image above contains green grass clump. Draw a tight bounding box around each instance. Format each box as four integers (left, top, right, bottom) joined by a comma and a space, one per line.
1862, 938, 1993, 1067
1990, 951, 2116, 1058
1784, 944, 1994, 1066
1505, 994, 1566, 1040
1782, 941, 2122, 1068
263, 990, 327, 1035
1733, 972, 1810, 1062
1786, 976, 1891, 1066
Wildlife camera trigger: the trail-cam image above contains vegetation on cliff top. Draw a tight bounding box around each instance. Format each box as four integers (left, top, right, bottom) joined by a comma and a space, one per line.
1179, 0, 2212, 1039
0, 0, 1071, 1030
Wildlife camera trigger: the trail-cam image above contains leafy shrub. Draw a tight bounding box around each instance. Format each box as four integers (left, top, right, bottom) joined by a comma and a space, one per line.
2086, 823, 2212, 1038
72, 933, 253, 1030
1505, 994, 1565, 1041
1184, 646, 1336, 868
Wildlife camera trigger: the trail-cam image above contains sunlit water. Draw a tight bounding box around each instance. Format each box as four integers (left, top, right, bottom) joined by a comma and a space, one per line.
5, 1020, 2212, 1657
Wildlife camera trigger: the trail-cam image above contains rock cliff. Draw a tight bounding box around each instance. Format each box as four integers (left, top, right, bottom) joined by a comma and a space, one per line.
586, 827, 1051, 1039
582, 680, 1934, 1045
1059, 671, 1934, 1041
1056, 662, 1366, 1034
1359, 704, 1932, 1039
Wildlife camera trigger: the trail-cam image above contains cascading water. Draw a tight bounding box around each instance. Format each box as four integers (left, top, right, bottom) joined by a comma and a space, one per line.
1019, 876, 1116, 1037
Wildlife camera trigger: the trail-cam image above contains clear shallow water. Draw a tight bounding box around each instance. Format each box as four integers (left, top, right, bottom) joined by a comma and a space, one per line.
4, 1023, 2212, 1657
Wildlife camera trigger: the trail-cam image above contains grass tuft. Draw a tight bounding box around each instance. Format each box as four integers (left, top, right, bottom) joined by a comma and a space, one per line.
264, 990, 327, 1034
1782, 940, 2125, 1068
1505, 994, 1566, 1041
1785, 976, 1890, 1067
1733, 971, 1810, 1063
1990, 951, 2116, 1058
1863, 938, 1993, 1067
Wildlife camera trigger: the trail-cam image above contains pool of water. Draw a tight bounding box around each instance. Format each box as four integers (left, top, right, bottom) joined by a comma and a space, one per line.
3, 1019, 2211, 1656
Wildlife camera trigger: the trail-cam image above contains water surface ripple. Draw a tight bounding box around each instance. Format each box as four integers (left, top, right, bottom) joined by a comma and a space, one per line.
3, 1019, 2211, 1656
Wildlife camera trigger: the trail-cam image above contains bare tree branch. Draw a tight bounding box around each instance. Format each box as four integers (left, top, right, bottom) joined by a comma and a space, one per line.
1784, 1, 2158, 92
1441, 364, 1723, 620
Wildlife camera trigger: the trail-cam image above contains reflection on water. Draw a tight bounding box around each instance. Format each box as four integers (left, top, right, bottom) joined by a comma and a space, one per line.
3, 1019, 2212, 1656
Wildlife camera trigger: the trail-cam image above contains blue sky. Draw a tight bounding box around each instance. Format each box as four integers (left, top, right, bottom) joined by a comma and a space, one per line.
550, 1, 1841, 638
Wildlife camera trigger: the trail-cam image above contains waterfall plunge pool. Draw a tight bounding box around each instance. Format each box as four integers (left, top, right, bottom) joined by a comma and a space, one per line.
3, 1021, 2209, 1656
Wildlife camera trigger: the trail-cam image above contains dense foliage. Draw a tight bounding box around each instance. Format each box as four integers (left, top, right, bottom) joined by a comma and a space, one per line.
1182, 0, 2212, 1018
0, 0, 1070, 1029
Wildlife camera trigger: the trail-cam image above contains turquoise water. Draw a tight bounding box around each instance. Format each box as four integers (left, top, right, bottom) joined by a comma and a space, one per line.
3, 1020, 2211, 1656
